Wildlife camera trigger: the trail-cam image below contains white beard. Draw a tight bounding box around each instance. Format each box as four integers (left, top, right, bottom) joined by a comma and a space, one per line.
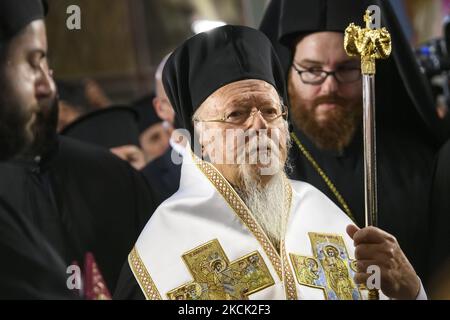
237, 165, 287, 251
235, 124, 292, 251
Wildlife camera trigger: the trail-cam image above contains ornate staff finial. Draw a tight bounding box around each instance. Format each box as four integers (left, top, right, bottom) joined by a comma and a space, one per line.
364, 10, 372, 29
343, 8, 393, 301
344, 10, 392, 74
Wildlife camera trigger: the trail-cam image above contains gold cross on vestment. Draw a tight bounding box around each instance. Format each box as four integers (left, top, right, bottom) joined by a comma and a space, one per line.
167, 239, 275, 300
290, 233, 362, 300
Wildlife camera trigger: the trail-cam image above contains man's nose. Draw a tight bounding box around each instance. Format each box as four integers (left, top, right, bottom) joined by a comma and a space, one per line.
320, 74, 339, 95
249, 111, 268, 130
35, 67, 55, 99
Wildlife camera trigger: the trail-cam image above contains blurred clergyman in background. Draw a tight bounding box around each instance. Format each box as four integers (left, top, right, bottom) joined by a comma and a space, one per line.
0, 0, 160, 299
133, 93, 171, 164
152, 54, 176, 128
0, 0, 75, 299
56, 80, 92, 132
140, 54, 185, 201
61, 106, 147, 171
56, 79, 112, 132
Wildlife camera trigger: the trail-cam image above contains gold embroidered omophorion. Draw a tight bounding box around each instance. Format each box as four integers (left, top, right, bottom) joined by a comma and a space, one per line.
192, 153, 285, 279
290, 232, 361, 300
281, 240, 298, 300
167, 239, 275, 300
192, 153, 298, 299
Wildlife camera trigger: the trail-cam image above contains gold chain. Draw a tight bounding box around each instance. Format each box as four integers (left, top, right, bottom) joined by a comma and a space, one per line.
290, 132, 357, 224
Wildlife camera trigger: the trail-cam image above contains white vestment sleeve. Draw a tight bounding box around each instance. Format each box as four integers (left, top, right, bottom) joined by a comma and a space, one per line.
415, 278, 428, 300
391, 277, 427, 300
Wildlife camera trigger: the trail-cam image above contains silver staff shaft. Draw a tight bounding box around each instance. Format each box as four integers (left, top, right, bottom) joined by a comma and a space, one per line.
362, 75, 378, 227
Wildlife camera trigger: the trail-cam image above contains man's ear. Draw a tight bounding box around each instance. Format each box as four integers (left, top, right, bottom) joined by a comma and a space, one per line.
193, 119, 208, 158
153, 97, 164, 119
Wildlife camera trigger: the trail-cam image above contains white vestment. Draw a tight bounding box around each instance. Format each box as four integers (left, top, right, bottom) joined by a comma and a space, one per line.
129, 152, 390, 300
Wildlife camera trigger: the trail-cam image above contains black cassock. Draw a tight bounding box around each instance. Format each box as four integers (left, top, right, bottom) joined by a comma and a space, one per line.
429, 140, 450, 281
0, 197, 75, 299
0, 136, 160, 293
113, 262, 144, 299
260, 0, 449, 285
141, 146, 182, 202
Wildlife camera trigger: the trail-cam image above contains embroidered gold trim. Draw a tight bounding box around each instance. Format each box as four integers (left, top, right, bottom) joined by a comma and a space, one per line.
192, 153, 283, 280
279, 177, 298, 300
128, 247, 162, 300
281, 240, 298, 300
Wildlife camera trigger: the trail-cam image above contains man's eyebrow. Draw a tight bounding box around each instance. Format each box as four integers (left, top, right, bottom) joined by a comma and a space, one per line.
295, 59, 359, 67
295, 59, 324, 66
225, 95, 277, 107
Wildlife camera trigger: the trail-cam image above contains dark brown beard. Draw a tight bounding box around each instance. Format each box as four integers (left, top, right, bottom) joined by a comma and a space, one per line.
288, 80, 362, 152
0, 76, 32, 160
23, 97, 59, 158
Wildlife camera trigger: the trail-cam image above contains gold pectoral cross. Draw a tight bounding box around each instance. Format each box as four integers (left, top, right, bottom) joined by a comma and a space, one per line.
290, 233, 362, 300
344, 10, 392, 75
167, 239, 275, 300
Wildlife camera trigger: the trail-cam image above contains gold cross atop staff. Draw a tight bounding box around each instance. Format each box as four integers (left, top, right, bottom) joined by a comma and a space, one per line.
344, 9, 392, 300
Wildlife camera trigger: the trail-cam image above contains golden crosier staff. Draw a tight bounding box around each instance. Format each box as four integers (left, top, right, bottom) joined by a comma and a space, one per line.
344, 9, 392, 300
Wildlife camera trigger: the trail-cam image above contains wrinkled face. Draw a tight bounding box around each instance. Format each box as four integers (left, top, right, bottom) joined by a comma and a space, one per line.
194, 79, 290, 186
139, 122, 171, 162
0, 20, 57, 160
288, 32, 363, 152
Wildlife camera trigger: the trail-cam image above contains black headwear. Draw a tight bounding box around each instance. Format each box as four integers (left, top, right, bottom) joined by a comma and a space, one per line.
0, 0, 47, 43
56, 80, 90, 113
260, 0, 446, 145
60, 106, 140, 149
162, 25, 287, 140
132, 94, 163, 133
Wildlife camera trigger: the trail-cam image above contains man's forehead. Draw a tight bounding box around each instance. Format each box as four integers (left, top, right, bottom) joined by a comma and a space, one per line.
199, 79, 280, 115
216, 80, 278, 100
293, 31, 357, 65
9, 20, 47, 52
224, 91, 277, 106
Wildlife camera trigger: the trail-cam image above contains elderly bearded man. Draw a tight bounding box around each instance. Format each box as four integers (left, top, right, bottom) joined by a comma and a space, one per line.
114, 26, 425, 300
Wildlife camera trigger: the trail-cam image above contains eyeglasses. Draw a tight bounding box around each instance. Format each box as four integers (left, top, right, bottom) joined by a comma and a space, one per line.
292, 64, 361, 85
193, 103, 288, 126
